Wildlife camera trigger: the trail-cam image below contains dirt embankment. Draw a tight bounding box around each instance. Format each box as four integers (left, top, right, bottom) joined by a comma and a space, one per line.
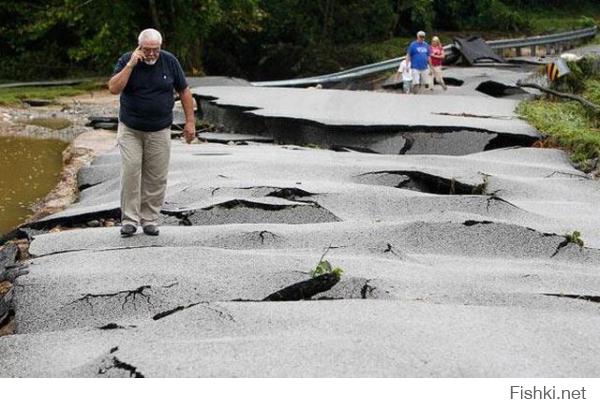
0, 91, 118, 335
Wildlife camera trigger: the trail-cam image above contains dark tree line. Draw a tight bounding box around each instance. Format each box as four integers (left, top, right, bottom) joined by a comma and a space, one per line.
0, 0, 594, 81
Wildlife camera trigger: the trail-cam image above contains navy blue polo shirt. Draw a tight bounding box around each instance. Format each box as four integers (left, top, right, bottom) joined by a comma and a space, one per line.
113, 50, 188, 132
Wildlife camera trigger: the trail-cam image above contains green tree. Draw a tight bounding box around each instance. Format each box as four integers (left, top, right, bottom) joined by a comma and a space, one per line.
0, 0, 596, 81
0, 0, 263, 78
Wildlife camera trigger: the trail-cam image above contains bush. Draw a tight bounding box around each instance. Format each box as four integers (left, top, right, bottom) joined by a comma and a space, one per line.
576, 15, 597, 28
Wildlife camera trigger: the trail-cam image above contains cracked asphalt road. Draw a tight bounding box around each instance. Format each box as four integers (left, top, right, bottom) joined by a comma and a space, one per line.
2, 72, 600, 377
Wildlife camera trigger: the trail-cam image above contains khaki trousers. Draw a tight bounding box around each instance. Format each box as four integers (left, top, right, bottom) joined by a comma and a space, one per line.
117, 123, 171, 227
431, 65, 446, 87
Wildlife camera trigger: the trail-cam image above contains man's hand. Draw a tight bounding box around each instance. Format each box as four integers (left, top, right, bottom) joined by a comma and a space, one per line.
179, 87, 197, 144
128, 46, 144, 68
183, 122, 196, 144
108, 46, 141, 94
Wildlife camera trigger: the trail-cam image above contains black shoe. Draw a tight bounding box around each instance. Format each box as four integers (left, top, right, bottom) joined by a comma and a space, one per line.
143, 224, 160, 236
120, 224, 137, 237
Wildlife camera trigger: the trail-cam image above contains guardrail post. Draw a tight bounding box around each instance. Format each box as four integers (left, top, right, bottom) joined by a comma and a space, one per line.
516, 47, 522, 57
530, 45, 537, 56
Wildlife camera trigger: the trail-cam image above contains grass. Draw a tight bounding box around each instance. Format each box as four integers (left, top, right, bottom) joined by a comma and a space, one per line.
518, 97, 600, 170
0, 80, 106, 107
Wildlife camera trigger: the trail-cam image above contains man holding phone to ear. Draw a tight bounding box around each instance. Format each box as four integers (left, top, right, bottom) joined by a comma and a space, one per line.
108, 28, 195, 237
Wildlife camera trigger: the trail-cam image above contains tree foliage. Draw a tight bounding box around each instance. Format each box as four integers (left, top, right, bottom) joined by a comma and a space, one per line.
0, 0, 263, 78
0, 0, 597, 80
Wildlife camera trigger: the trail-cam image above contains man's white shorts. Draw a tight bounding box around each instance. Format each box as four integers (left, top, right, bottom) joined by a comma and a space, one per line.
411, 68, 430, 85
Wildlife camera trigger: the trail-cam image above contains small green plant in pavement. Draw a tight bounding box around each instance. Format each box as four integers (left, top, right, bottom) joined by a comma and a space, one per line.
310, 244, 343, 279
311, 259, 343, 279
565, 230, 585, 247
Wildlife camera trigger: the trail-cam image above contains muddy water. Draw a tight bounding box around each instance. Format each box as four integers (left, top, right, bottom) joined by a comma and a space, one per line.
0, 136, 67, 236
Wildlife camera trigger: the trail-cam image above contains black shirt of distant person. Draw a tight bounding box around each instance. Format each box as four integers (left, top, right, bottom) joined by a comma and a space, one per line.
113, 50, 188, 132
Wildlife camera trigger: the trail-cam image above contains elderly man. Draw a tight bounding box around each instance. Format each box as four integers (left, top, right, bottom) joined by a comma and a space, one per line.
108, 28, 195, 237
406, 30, 431, 94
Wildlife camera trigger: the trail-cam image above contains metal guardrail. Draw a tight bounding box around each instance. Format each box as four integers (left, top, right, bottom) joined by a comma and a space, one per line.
488, 26, 597, 49
252, 26, 597, 88
251, 45, 458, 87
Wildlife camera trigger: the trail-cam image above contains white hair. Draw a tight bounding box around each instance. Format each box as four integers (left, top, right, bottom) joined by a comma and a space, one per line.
138, 29, 163, 45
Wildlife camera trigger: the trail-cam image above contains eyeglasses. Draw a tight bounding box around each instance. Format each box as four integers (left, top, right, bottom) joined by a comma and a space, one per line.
141, 47, 160, 55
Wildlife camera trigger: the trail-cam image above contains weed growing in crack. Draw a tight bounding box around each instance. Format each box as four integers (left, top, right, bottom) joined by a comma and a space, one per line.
310, 244, 343, 279
311, 260, 343, 279
261, 244, 344, 302
564, 230, 585, 247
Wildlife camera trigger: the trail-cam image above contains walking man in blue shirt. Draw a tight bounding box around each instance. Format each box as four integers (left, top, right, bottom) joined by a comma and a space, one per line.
406, 30, 431, 94
108, 28, 196, 237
